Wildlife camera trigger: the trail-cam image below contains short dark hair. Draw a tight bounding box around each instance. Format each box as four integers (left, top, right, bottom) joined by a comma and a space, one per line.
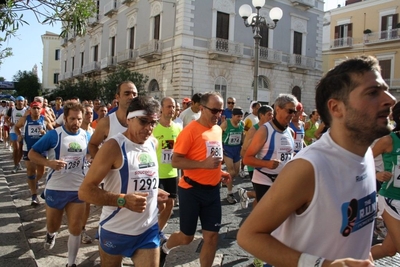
126, 96, 160, 116
64, 102, 84, 118
258, 105, 273, 119
191, 93, 203, 104
316, 56, 381, 127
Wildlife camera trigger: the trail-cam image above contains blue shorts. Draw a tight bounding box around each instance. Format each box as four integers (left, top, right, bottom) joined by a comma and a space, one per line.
99, 223, 159, 257
223, 145, 241, 163
159, 177, 178, 199
44, 189, 83, 210
178, 185, 221, 235
23, 150, 47, 161
10, 133, 18, 141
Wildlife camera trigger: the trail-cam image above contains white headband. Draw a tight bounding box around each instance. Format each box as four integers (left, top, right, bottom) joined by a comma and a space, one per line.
127, 110, 158, 120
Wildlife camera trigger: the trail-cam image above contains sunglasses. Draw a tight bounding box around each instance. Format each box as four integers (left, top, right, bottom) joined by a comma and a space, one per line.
227, 102, 235, 105
203, 106, 223, 115
285, 108, 297, 114
135, 117, 158, 127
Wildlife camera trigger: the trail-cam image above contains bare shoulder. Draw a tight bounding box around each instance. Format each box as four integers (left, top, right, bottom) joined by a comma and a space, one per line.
372, 134, 393, 155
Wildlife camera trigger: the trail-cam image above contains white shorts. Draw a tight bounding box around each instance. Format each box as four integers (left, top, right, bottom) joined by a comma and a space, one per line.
378, 195, 400, 220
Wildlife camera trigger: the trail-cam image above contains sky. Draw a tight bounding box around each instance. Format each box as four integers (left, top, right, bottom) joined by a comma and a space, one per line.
0, 1, 344, 82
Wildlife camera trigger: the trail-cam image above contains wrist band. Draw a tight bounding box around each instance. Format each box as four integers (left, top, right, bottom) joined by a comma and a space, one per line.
298, 253, 325, 267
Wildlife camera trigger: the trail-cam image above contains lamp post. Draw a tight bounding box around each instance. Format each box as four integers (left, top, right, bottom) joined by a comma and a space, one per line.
239, 0, 283, 101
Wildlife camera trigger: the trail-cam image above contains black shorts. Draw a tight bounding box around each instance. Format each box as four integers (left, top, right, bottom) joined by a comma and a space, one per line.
158, 177, 178, 198
252, 182, 271, 202
178, 186, 221, 235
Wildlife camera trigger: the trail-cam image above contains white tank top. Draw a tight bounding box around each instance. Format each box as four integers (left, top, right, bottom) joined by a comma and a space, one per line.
106, 112, 127, 141
10, 107, 27, 133
272, 132, 376, 260
252, 121, 294, 186
99, 133, 159, 235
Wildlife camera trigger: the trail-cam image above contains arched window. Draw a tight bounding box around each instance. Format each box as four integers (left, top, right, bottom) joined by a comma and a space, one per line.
214, 76, 227, 101
149, 79, 159, 92
292, 86, 301, 102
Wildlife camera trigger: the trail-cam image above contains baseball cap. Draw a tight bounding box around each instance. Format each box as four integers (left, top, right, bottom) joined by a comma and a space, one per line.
182, 97, 191, 104
16, 96, 25, 101
30, 101, 42, 108
296, 102, 303, 111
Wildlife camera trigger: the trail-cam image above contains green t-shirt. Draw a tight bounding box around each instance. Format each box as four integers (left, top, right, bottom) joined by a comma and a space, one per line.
153, 122, 182, 179
380, 131, 400, 199
222, 119, 244, 146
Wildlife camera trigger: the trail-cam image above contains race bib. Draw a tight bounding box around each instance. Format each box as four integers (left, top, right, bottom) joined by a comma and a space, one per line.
393, 164, 400, 188
61, 156, 82, 174
206, 141, 223, 158
294, 133, 304, 151
278, 148, 293, 163
161, 149, 173, 164
28, 125, 42, 136
228, 133, 241, 145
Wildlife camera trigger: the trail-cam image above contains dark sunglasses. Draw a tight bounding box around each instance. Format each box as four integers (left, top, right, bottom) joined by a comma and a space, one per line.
227, 102, 235, 105
135, 117, 158, 127
203, 106, 223, 115
285, 108, 297, 114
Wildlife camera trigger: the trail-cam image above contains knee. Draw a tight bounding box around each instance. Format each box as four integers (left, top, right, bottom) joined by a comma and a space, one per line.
384, 246, 398, 257
179, 233, 194, 245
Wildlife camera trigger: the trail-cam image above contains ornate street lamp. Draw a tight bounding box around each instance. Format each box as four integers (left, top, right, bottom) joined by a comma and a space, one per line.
239, 0, 283, 101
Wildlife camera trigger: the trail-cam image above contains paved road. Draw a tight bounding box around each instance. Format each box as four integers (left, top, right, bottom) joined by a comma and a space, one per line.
0, 145, 399, 266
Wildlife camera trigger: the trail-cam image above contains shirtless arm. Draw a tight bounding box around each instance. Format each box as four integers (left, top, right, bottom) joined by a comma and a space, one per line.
237, 159, 374, 267
240, 126, 256, 158
372, 136, 393, 183
79, 139, 149, 213
243, 126, 280, 169
88, 116, 110, 158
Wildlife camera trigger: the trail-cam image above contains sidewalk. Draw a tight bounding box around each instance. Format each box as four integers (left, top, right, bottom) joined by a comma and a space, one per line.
0, 145, 399, 266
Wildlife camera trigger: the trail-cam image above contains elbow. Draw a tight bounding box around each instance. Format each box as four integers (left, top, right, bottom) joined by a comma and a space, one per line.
78, 187, 87, 202
243, 156, 250, 166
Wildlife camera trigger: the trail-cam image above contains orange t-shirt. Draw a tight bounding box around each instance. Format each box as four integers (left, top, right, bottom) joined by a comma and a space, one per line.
91, 120, 98, 129
175, 121, 223, 189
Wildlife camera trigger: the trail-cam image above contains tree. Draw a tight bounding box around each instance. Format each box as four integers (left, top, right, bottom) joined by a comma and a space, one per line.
0, 0, 97, 40
0, 37, 12, 67
49, 78, 103, 101
13, 70, 41, 101
102, 67, 148, 104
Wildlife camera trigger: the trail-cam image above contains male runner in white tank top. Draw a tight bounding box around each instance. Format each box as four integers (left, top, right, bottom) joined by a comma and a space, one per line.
238, 56, 396, 267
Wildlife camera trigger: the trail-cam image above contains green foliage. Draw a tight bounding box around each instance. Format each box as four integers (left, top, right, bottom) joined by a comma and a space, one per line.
13, 70, 41, 101
48, 67, 148, 104
0, 37, 12, 67
102, 66, 148, 103
0, 0, 96, 40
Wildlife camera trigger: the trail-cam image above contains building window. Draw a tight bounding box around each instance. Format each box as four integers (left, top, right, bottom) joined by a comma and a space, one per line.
129, 27, 135, 50
217, 12, 229, 40
293, 31, 302, 55
93, 45, 99, 62
292, 86, 301, 102
381, 14, 398, 39
64, 60, 67, 72
260, 26, 269, 48
252, 76, 270, 104
110, 36, 116, 57
334, 23, 352, 47
379, 59, 391, 83
154, 15, 160, 40
80, 52, 84, 67
214, 77, 227, 102
55, 49, 60, 60
53, 73, 59, 84
149, 79, 159, 92
71, 56, 75, 71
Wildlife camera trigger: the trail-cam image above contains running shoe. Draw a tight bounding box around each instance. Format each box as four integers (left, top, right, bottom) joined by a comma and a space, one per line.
44, 233, 56, 250
227, 193, 238, 204
66, 264, 77, 267
159, 231, 167, 244
31, 195, 40, 207
81, 230, 93, 244
239, 170, 246, 178
253, 258, 263, 267
11, 165, 18, 174
238, 188, 249, 209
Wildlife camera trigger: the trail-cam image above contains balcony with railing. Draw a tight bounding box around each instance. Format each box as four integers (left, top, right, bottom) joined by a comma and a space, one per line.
82, 62, 101, 74
286, 54, 315, 73
364, 28, 400, 45
120, 0, 137, 6
73, 68, 83, 77
330, 37, 353, 49
88, 14, 102, 27
117, 49, 138, 66
61, 35, 68, 47
290, 0, 315, 9
104, 0, 119, 17
139, 40, 162, 61
208, 38, 243, 62
100, 56, 118, 71
257, 47, 282, 67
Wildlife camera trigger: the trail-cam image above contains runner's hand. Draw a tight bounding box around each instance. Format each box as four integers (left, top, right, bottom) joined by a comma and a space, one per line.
49, 160, 67, 171
266, 159, 280, 169
326, 258, 374, 267
202, 150, 222, 169
125, 192, 149, 213
157, 188, 170, 203
221, 171, 232, 184
376, 171, 391, 182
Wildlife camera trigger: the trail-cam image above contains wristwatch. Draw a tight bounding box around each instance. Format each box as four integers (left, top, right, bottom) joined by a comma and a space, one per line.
117, 194, 125, 208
